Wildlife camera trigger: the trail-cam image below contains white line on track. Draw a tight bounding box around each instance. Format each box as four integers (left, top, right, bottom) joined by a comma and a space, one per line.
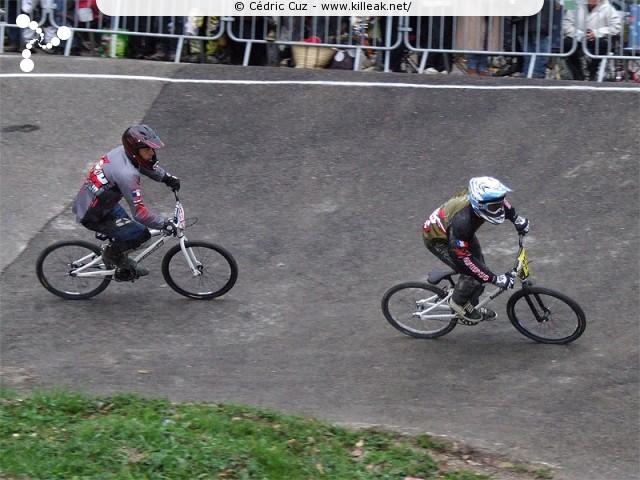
1, 72, 639, 92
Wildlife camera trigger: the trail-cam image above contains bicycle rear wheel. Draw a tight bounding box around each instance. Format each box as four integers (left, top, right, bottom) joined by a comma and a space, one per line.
36, 240, 111, 300
507, 286, 586, 344
161, 241, 238, 299
381, 282, 457, 338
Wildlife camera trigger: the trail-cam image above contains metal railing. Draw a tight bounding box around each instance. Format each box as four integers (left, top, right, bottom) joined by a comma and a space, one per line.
1, 0, 638, 82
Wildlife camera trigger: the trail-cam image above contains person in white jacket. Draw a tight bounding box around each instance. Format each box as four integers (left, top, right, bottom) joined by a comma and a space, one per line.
563, 0, 623, 80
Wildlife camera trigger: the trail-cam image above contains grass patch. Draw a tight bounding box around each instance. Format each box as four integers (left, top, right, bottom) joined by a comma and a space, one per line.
0, 388, 535, 479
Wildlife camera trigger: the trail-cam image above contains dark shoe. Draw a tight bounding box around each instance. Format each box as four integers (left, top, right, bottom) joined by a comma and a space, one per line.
102, 247, 149, 277
118, 256, 149, 277
449, 298, 483, 325
101, 246, 119, 269
493, 64, 519, 77
479, 307, 497, 321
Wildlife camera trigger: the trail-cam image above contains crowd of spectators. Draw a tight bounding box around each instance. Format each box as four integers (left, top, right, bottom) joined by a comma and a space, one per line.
1, 0, 636, 81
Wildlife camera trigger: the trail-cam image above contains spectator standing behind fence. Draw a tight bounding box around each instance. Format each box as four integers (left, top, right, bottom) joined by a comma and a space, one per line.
4, 0, 21, 51
563, 0, 622, 80
149, 16, 184, 61
418, 16, 453, 74
125, 16, 156, 59
227, 16, 268, 66
377, 16, 405, 72
455, 16, 501, 75
515, 0, 553, 78
20, 0, 65, 52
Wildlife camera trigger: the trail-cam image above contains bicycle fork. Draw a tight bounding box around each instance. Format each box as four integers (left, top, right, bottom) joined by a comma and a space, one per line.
178, 237, 203, 277
521, 291, 552, 324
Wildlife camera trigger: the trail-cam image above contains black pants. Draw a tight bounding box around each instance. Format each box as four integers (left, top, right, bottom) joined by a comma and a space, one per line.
564, 36, 618, 80
417, 16, 453, 73
426, 240, 485, 306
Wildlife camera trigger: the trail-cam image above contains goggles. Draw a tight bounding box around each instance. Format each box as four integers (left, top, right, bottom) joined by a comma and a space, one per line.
481, 200, 505, 214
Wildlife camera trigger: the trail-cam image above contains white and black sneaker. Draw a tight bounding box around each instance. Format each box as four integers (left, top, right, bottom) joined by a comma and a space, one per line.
479, 307, 497, 321
449, 298, 483, 325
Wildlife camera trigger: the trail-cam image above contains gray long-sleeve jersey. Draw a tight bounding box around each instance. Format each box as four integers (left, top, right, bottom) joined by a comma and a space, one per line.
72, 145, 166, 229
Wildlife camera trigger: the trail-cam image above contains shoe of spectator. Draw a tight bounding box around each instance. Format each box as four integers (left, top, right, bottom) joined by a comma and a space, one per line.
424, 67, 439, 74
493, 65, 520, 77
148, 51, 168, 61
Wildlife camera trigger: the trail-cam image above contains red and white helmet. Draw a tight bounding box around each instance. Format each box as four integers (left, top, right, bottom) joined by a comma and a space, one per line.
122, 124, 165, 170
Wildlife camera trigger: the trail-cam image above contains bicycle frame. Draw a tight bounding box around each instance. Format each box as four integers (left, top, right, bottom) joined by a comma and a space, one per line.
414, 235, 529, 322
70, 191, 203, 279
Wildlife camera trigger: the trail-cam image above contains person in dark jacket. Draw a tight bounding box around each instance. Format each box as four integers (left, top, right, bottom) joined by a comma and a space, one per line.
516, 0, 554, 78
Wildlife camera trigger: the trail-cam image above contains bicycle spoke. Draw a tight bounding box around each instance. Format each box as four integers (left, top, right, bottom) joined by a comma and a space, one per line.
162, 241, 238, 299
381, 282, 457, 339
507, 287, 586, 344
36, 241, 111, 300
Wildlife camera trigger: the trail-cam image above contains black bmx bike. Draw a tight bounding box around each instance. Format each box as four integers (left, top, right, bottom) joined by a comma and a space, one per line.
381, 235, 586, 344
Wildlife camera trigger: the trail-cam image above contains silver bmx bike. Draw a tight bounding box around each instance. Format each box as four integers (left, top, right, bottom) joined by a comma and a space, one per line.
381, 235, 586, 344
36, 191, 238, 300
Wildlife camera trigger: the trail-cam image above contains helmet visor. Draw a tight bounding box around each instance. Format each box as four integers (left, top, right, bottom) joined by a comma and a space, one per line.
144, 137, 164, 150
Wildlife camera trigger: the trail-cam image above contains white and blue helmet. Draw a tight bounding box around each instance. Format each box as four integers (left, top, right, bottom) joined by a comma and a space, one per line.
468, 176, 513, 224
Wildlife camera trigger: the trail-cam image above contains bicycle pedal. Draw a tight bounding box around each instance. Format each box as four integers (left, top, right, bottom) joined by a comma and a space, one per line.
114, 268, 137, 282
457, 317, 482, 326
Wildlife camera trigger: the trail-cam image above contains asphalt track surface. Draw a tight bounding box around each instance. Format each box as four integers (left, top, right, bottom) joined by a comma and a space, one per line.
1, 54, 639, 480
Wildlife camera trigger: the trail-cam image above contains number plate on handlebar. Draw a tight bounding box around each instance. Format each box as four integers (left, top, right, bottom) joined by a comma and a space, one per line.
176, 203, 186, 229
517, 248, 530, 279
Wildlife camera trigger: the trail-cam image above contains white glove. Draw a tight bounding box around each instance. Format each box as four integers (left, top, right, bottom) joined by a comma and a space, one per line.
514, 215, 530, 235
493, 273, 515, 290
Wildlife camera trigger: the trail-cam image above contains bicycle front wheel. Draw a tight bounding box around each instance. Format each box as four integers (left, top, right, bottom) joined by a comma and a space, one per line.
381, 282, 457, 339
36, 240, 111, 300
507, 286, 586, 344
161, 241, 238, 299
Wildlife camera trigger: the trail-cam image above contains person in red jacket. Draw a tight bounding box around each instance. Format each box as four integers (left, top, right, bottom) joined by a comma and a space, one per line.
422, 177, 530, 324
72, 124, 181, 277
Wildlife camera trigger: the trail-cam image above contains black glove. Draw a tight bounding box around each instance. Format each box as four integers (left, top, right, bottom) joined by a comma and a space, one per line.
493, 272, 515, 290
162, 173, 181, 191
162, 218, 177, 236
514, 215, 530, 235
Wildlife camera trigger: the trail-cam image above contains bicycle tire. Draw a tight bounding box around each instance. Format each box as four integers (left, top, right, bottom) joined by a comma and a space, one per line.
507, 286, 586, 344
381, 282, 457, 339
161, 241, 238, 299
36, 240, 111, 300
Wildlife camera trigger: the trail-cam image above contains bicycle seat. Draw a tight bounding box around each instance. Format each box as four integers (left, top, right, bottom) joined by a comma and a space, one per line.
427, 270, 457, 285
